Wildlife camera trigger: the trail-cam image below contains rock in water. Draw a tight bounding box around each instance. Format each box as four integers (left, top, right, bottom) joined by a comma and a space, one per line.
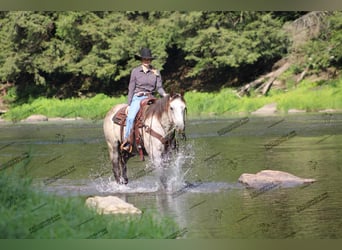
85, 196, 142, 214
238, 170, 316, 189
23, 114, 48, 122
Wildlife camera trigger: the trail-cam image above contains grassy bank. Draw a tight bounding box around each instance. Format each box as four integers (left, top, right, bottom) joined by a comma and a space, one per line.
1, 164, 180, 239
3, 94, 127, 122
185, 77, 342, 117
2, 76, 342, 122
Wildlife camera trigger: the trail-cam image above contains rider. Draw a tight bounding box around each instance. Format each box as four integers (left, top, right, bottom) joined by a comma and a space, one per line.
121, 47, 167, 152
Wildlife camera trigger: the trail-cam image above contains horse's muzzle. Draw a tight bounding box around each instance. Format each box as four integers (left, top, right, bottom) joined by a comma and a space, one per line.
176, 128, 186, 140
175, 123, 185, 133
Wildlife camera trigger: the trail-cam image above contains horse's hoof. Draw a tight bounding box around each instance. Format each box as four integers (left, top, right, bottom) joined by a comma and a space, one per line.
119, 176, 128, 185
120, 140, 132, 153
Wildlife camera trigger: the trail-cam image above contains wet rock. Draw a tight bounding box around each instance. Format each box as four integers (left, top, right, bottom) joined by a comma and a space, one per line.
23, 114, 48, 122
48, 117, 83, 121
288, 109, 306, 113
85, 196, 142, 214
318, 109, 339, 113
238, 170, 316, 189
251, 103, 277, 115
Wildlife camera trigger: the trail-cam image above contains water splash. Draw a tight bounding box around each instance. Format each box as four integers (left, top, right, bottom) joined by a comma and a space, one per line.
90, 141, 195, 194
94, 175, 160, 193
160, 142, 196, 193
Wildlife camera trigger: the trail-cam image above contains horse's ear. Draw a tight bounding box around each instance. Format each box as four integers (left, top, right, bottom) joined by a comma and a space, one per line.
180, 89, 185, 97
169, 90, 174, 98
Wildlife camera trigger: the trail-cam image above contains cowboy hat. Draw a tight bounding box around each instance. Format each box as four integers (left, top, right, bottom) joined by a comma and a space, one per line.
134, 48, 156, 60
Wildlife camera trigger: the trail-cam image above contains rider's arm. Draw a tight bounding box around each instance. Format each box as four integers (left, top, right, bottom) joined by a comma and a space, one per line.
155, 70, 167, 97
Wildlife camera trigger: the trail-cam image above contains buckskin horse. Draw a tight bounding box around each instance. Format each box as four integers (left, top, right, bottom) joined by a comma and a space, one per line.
103, 93, 187, 185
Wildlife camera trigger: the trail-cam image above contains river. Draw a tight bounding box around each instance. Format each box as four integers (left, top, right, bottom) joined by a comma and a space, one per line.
1, 112, 342, 238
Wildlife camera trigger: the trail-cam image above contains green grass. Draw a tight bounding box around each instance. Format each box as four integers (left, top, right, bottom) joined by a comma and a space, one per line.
3, 76, 342, 122
3, 93, 127, 122
185, 77, 342, 116
273, 79, 342, 112
0, 164, 180, 239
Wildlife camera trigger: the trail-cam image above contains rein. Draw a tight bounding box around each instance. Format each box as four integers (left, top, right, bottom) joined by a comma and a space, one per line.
144, 125, 175, 146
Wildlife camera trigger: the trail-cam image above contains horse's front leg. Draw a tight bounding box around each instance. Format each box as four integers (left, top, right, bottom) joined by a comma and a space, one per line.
149, 143, 170, 189
150, 144, 165, 168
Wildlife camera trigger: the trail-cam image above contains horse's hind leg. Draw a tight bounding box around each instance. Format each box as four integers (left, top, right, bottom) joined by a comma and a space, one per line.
106, 141, 125, 184
119, 149, 129, 184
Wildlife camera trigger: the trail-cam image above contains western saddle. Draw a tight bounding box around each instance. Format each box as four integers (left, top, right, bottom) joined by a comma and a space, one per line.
112, 97, 156, 161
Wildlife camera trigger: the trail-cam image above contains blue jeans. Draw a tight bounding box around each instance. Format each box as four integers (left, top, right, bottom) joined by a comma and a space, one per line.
124, 95, 148, 140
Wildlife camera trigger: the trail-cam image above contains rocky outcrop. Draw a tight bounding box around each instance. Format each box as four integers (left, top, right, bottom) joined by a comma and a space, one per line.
251, 103, 277, 115
288, 109, 306, 113
238, 170, 316, 189
23, 114, 48, 122
48, 117, 83, 121
85, 196, 141, 215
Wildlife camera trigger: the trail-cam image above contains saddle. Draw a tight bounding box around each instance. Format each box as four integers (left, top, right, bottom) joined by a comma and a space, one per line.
112, 97, 157, 160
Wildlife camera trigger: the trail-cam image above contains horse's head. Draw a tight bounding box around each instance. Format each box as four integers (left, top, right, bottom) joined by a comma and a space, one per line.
168, 93, 187, 133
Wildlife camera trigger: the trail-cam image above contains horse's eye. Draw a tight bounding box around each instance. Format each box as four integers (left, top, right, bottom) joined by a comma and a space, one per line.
170, 107, 174, 111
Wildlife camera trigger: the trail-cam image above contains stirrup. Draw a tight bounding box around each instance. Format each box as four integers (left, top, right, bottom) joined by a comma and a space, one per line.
120, 140, 132, 153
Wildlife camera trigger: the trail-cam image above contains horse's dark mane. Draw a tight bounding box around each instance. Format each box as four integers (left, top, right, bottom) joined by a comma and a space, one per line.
145, 94, 185, 120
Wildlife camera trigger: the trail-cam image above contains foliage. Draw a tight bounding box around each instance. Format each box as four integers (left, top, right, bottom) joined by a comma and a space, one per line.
2, 11, 335, 100
0, 11, 341, 107
182, 13, 289, 77
294, 12, 342, 72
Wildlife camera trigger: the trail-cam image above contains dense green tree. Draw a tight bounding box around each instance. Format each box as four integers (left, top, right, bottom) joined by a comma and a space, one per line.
0, 11, 341, 101
181, 12, 289, 76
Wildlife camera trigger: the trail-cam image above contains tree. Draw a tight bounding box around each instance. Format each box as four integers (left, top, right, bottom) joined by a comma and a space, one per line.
180, 12, 289, 77
0, 11, 340, 101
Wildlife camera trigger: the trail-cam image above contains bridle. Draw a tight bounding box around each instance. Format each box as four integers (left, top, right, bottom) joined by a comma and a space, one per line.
144, 95, 187, 148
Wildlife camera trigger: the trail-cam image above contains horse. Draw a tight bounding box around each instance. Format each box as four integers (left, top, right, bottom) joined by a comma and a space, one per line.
103, 93, 187, 185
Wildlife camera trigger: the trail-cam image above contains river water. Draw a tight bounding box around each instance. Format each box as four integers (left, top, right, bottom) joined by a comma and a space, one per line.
1, 113, 342, 238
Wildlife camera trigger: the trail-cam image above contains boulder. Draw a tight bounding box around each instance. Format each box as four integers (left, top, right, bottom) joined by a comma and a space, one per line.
238, 170, 316, 189
251, 103, 277, 115
23, 114, 48, 122
85, 196, 141, 214
318, 109, 338, 113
